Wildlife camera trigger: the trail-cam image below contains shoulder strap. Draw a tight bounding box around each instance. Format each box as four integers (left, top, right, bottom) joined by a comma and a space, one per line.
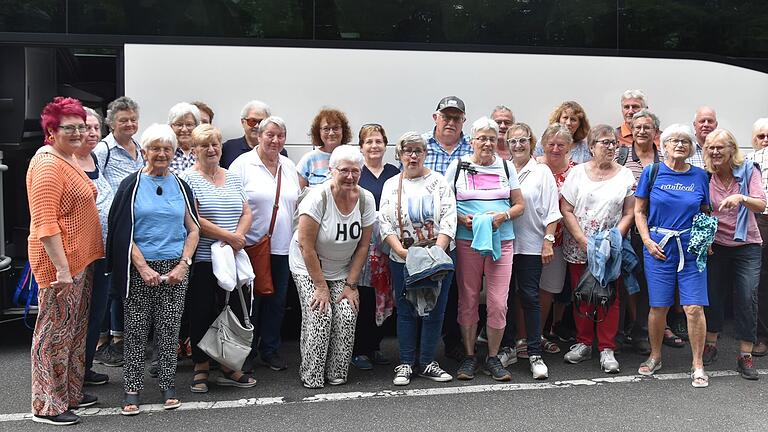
453, 156, 462, 192
357, 185, 365, 216
97, 140, 111, 169
617, 146, 630, 166
501, 159, 513, 206
397, 174, 406, 241
267, 167, 282, 237
649, 162, 660, 186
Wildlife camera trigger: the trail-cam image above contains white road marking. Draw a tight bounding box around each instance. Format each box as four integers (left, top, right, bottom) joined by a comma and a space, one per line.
2, 369, 765, 423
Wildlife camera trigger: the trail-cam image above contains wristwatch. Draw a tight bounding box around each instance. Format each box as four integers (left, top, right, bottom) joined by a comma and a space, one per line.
344, 281, 358, 291
543, 234, 555, 243
181, 256, 192, 266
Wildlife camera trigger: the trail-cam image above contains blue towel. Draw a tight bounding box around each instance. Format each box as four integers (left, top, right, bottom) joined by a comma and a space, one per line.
471, 213, 501, 261
732, 162, 755, 242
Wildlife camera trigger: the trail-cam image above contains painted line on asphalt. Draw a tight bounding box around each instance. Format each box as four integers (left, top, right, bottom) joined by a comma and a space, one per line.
2, 368, 765, 423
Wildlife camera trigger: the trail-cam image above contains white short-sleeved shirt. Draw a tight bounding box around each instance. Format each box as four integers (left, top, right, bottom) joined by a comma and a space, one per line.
289, 183, 376, 280
560, 164, 635, 264
229, 149, 301, 254
378, 171, 457, 263
512, 158, 562, 255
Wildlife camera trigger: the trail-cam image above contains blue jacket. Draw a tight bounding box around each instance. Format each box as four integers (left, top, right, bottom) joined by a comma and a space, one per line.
587, 228, 640, 294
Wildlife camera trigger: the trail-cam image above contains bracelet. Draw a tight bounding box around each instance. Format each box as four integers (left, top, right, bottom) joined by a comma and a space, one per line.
344, 281, 358, 290
504, 210, 511, 221
742, 194, 748, 203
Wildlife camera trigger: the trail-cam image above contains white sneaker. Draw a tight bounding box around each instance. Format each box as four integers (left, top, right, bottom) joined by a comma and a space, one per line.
498, 346, 518, 367
327, 378, 347, 386
393, 364, 413, 386
564, 343, 592, 364
600, 349, 620, 374
529, 355, 549, 380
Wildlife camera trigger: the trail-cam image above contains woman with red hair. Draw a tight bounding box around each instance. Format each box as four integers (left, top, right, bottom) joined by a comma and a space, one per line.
27, 97, 104, 425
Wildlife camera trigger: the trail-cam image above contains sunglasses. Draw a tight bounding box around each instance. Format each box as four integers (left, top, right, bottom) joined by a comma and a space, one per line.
243, 117, 265, 128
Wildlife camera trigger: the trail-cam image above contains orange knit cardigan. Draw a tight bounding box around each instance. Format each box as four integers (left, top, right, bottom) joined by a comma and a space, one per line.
26, 152, 104, 288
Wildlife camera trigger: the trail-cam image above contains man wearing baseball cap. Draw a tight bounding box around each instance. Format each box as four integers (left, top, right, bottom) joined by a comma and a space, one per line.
423, 96, 473, 175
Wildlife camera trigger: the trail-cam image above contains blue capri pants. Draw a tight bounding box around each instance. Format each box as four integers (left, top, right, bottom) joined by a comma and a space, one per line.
644, 230, 708, 307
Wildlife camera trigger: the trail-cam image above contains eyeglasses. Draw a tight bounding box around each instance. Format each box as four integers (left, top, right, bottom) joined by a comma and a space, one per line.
58, 124, 87, 134
439, 113, 465, 123
402, 148, 424, 157
506, 137, 530, 146
336, 167, 361, 178
171, 122, 197, 130
473, 136, 497, 144
632, 125, 655, 132
321, 125, 342, 134
757, 134, 768, 141
243, 117, 265, 128
666, 138, 691, 147
595, 139, 617, 147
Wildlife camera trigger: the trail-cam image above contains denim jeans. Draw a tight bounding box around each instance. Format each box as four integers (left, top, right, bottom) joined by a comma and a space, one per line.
100, 291, 124, 336
85, 258, 110, 370
705, 243, 761, 343
502, 254, 542, 355
251, 254, 290, 358
391, 253, 453, 367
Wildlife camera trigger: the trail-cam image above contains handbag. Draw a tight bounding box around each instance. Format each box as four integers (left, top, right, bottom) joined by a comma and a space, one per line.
197, 284, 254, 371
572, 269, 616, 323
244, 166, 282, 296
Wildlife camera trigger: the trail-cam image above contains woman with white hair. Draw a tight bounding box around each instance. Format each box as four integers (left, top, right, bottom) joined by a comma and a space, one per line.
289, 145, 375, 388
167, 102, 201, 174
748, 118, 768, 356
634, 123, 711, 387
379, 132, 457, 386
107, 124, 200, 414
702, 129, 765, 379
445, 117, 525, 382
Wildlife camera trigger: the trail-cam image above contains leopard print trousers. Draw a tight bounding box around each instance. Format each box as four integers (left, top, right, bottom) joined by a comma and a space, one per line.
293, 274, 357, 388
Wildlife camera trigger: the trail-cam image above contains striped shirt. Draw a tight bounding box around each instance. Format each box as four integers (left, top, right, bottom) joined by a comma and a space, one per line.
93, 133, 145, 191
297, 148, 332, 187
181, 169, 247, 262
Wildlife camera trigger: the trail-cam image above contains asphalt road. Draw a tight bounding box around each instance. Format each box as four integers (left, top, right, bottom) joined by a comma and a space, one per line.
1, 320, 767, 431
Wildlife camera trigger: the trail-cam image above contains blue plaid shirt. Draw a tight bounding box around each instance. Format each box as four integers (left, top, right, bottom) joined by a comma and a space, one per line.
422, 129, 473, 175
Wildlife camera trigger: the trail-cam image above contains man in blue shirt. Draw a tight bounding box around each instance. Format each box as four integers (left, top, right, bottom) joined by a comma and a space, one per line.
423, 96, 472, 175
220, 100, 287, 168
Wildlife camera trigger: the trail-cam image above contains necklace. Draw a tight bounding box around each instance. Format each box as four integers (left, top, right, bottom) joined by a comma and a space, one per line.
146, 173, 165, 195
200, 167, 218, 184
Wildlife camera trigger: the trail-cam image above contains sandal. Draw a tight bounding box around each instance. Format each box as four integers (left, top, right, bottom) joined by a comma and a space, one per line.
662, 327, 685, 348
190, 364, 210, 393
691, 368, 709, 388
638, 358, 662, 376
216, 369, 257, 388
162, 388, 181, 410
541, 336, 561, 354
121, 392, 140, 416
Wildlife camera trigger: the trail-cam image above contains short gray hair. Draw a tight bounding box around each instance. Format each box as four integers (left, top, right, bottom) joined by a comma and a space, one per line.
140, 123, 178, 153
240, 100, 271, 119
167, 102, 201, 125
258, 115, 287, 135
329, 144, 364, 169
541, 123, 573, 147
106, 96, 139, 129
395, 131, 427, 159
660, 123, 697, 158
470, 116, 499, 137
587, 124, 618, 147
621, 89, 648, 107
83, 107, 103, 125
631, 109, 660, 129
752, 117, 768, 150
491, 105, 514, 118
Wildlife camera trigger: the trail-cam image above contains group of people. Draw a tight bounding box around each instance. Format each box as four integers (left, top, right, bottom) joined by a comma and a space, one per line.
26, 91, 768, 425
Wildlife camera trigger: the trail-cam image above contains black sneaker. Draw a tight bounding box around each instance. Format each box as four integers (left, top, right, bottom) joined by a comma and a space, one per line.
551, 321, 576, 343
484, 356, 512, 381
33, 410, 81, 425
456, 356, 478, 380
70, 394, 98, 409
93, 344, 109, 365
702, 344, 718, 366
102, 342, 124, 367
84, 369, 109, 386
738, 354, 759, 380
671, 317, 689, 341
444, 344, 465, 363
260, 353, 288, 371
418, 361, 452, 382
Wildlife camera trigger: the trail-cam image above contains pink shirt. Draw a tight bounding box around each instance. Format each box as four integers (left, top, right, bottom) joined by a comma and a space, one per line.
710, 167, 765, 246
